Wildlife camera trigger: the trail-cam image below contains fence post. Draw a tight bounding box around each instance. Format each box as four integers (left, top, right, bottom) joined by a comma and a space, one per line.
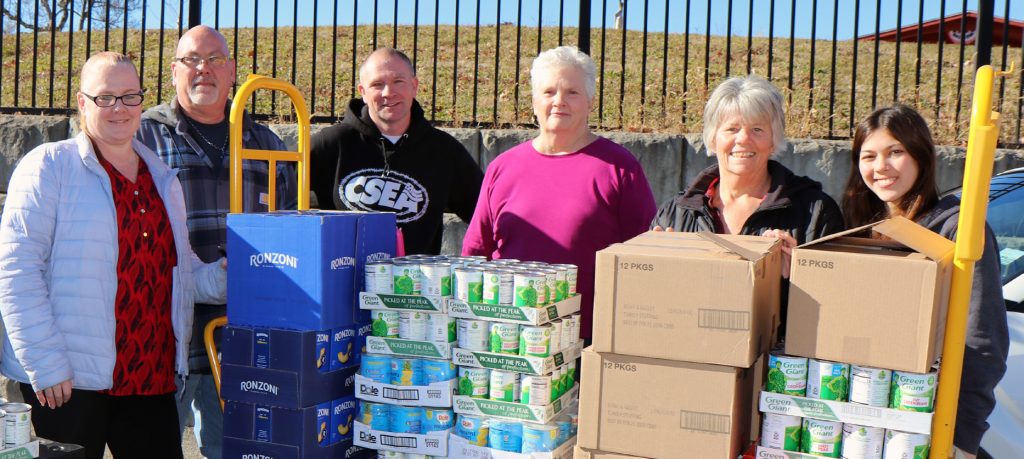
189, 0, 202, 28
578, 0, 591, 54
977, 0, 994, 67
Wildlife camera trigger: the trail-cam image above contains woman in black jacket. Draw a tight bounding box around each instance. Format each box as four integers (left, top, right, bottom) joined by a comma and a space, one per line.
652, 76, 844, 259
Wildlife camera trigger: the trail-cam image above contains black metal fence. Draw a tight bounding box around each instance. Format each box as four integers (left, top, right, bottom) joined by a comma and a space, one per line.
1, 0, 1022, 146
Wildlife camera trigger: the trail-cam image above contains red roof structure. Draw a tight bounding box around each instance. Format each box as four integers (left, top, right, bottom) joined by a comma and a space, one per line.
858, 11, 1024, 46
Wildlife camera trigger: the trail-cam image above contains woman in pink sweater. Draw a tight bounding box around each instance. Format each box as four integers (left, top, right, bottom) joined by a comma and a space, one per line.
461, 46, 657, 341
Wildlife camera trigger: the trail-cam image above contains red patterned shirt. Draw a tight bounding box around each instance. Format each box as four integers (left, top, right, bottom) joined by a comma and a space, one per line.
98, 154, 178, 396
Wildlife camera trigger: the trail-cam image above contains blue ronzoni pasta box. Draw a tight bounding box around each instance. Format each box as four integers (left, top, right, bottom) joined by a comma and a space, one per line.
227, 210, 396, 331
223, 397, 372, 459
220, 325, 361, 409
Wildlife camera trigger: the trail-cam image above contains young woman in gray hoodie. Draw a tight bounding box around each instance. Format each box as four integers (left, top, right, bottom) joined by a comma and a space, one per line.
842, 104, 1009, 458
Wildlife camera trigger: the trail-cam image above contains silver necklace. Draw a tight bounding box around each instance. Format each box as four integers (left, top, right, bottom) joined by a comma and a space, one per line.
185, 117, 229, 154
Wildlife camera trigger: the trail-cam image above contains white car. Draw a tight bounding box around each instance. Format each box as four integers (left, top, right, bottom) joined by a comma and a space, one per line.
951, 168, 1024, 459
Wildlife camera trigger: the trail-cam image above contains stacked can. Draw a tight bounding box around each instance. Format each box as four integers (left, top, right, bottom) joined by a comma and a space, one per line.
760, 351, 937, 458
454, 313, 582, 404
453, 402, 579, 453
359, 255, 464, 457
448, 257, 584, 455
437, 258, 578, 308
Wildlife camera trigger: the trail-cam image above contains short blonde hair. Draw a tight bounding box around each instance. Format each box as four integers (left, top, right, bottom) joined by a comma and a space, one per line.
78, 51, 139, 134
703, 75, 787, 156
530, 46, 597, 99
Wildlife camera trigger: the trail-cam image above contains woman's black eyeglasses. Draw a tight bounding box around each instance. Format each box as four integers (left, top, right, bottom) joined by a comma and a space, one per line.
81, 92, 145, 107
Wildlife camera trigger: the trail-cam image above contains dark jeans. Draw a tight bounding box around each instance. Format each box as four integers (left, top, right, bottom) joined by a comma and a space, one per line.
19, 383, 183, 459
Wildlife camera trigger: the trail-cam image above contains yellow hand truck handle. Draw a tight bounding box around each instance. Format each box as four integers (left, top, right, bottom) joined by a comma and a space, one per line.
204, 315, 228, 411
208, 75, 314, 411
930, 64, 1005, 459
228, 74, 311, 213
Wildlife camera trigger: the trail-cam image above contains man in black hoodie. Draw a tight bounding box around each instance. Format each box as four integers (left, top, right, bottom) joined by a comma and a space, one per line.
311, 48, 483, 255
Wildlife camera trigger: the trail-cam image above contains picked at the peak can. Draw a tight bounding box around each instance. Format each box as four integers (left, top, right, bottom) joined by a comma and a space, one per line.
392, 260, 421, 295
519, 325, 552, 357
363, 260, 393, 294
2, 403, 29, 448
890, 370, 938, 413
520, 374, 553, 406
454, 266, 484, 303
420, 262, 452, 297
514, 271, 545, 307
850, 365, 892, 408
458, 367, 490, 398
882, 429, 930, 459
800, 418, 843, 458
807, 359, 850, 402
841, 423, 883, 459
489, 370, 521, 402
483, 267, 514, 305
761, 413, 802, 451
766, 353, 808, 396
398, 311, 428, 341
426, 313, 456, 344
489, 322, 521, 354
370, 310, 400, 338
457, 319, 490, 351
536, 268, 558, 306
550, 366, 564, 399
547, 265, 568, 301
548, 319, 563, 355
554, 263, 578, 296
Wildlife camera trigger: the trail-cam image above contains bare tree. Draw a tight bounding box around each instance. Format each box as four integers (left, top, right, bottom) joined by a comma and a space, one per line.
2, 0, 141, 32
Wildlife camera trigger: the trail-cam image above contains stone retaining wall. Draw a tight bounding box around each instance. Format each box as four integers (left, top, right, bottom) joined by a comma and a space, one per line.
4, 114, 1024, 254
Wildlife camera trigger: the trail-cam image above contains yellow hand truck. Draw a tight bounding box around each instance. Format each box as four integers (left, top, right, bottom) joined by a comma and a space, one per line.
929, 64, 1011, 459
204, 74, 312, 410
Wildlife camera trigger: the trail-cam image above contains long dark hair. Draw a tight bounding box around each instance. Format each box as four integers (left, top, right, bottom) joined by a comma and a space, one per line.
841, 105, 939, 228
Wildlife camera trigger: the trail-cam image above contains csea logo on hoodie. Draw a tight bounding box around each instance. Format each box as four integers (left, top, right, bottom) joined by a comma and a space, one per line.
338, 169, 429, 223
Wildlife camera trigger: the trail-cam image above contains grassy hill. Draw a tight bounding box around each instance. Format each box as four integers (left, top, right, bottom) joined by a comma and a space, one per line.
2, 24, 1021, 145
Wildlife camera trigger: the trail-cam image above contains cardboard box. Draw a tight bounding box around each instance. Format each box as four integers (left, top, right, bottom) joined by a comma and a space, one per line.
221, 326, 359, 408
786, 217, 954, 373
592, 231, 782, 367
574, 446, 652, 459
577, 348, 762, 459
227, 210, 395, 330
223, 397, 358, 456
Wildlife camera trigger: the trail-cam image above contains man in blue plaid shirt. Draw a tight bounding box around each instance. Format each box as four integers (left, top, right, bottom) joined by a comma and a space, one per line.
137, 25, 296, 459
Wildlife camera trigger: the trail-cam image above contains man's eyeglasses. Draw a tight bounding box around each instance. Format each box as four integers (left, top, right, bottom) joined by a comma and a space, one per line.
174, 55, 230, 68
81, 92, 145, 107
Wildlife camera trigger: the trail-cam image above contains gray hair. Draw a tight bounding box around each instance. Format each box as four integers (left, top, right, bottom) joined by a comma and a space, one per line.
530, 46, 597, 99
703, 75, 787, 156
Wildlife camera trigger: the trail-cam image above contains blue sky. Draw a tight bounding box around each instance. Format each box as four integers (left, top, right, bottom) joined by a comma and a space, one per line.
148, 0, 1024, 41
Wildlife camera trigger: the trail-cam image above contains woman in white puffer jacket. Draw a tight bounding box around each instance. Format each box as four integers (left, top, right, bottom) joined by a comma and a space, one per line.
0, 51, 225, 458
